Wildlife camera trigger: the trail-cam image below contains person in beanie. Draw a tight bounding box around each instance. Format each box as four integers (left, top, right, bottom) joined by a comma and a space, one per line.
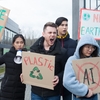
55, 17, 77, 100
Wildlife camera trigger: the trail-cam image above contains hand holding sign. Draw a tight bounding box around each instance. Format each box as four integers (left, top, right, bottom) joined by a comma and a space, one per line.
22, 51, 55, 90
86, 89, 93, 98
20, 73, 24, 83
52, 76, 59, 87
72, 57, 100, 94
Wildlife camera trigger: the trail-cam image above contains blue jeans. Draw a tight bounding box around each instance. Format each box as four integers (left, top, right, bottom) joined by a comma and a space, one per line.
31, 92, 60, 100
73, 94, 98, 100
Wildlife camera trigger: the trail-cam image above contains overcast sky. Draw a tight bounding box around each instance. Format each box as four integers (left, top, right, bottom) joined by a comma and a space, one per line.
0, 0, 72, 38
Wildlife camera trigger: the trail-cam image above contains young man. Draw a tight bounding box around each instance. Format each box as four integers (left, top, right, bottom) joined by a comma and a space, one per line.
30, 22, 68, 100
55, 17, 77, 100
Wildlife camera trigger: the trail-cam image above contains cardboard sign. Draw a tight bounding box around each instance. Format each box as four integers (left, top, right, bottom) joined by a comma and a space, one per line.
22, 51, 55, 90
78, 8, 100, 40
72, 57, 100, 94
0, 6, 10, 41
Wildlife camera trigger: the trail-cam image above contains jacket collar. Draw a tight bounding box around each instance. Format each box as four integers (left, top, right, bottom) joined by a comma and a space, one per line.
30, 36, 62, 55
57, 32, 68, 39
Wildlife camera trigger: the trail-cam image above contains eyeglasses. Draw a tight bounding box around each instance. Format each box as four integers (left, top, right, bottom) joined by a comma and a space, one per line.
84, 45, 96, 51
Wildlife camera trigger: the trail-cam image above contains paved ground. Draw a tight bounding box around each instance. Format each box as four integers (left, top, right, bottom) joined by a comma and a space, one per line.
25, 84, 31, 100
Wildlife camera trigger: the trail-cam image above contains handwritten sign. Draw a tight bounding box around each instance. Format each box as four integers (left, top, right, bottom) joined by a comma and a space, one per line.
72, 57, 100, 94
22, 51, 55, 90
78, 8, 100, 40
0, 6, 10, 41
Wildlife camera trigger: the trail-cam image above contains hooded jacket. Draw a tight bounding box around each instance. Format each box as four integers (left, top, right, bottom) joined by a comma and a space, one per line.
30, 36, 68, 97
63, 34, 100, 97
0, 47, 26, 100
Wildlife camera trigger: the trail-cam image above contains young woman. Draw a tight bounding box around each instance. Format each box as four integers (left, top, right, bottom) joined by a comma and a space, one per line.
0, 34, 27, 100
63, 34, 99, 100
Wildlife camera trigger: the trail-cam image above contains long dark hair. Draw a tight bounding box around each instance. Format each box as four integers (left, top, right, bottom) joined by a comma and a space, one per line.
79, 45, 98, 58
12, 34, 26, 45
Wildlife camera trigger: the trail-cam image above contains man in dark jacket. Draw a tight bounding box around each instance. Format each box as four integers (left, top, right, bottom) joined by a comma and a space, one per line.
30, 22, 68, 100
55, 17, 77, 100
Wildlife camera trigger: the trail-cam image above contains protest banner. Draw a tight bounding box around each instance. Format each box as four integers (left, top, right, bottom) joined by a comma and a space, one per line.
0, 6, 10, 41
72, 57, 100, 94
22, 51, 55, 90
78, 8, 100, 40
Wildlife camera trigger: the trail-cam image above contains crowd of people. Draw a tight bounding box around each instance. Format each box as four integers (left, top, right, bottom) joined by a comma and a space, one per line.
0, 17, 99, 100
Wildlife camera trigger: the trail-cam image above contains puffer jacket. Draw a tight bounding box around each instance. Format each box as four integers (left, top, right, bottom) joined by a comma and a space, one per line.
57, 34, 77, 58
30, 36, 68, 97
0, 47, 26, 100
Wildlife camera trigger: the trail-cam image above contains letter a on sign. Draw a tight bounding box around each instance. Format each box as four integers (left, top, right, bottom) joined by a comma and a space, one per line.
72, 57, 100, 94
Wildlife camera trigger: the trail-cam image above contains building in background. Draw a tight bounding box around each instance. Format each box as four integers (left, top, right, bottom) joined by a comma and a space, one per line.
0, 17, 19, 56
72, 0, 100, 40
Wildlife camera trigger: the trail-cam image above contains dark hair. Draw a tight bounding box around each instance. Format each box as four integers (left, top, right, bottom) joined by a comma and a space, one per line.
55, 17, 68, 27
12, 34, 26, 45
79, 45, 98, 58
43, 22, 57, 32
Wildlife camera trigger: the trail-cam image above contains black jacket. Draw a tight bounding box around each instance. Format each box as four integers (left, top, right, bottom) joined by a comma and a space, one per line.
57, 34, 77, 58
30, 37, 68, 97
0, 47, 26, 100
57, 34, 77, 95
